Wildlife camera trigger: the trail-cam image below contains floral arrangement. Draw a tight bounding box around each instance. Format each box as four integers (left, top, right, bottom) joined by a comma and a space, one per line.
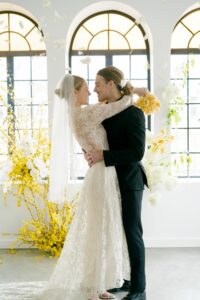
17, 200, 76, 257
135, 92, 177, 204
0, 129, 49, 196
135, 92, 161, 115
0, 96, 76, 256
142, 129, 177, 204
147, 129, 174, 154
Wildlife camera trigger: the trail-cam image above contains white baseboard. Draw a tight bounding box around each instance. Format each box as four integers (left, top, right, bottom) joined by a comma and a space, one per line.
144, 237, 200, 248
0, 236, 31, 249
1, 237, 200, 249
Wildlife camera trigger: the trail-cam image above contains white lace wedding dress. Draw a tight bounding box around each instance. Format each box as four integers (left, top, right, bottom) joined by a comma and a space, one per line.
0, 96, 132, 300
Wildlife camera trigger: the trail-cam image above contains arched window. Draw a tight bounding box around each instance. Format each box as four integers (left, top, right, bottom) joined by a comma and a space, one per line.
171, 8, 200, 178
0, 11, 48, 164
69, 10, 150, 179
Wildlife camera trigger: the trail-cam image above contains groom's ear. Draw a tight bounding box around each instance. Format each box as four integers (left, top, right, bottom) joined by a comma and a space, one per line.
108, 80, 115, 87
110, 80, 114, 85
109, 80, 118, 91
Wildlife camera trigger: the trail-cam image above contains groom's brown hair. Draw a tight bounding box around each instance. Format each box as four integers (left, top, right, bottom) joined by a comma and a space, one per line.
97, 66, 134, 96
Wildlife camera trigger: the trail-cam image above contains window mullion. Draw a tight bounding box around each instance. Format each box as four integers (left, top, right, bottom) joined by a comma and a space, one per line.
106, 54, 112, 66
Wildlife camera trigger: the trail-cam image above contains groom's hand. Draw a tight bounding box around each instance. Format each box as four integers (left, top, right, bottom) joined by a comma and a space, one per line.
85, 149, 103, 167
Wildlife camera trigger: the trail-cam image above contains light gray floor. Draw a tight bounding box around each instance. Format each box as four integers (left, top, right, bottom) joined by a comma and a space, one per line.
0, 248, 200, 300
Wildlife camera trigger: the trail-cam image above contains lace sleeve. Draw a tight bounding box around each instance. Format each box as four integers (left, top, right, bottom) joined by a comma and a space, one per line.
84, 95, 133, 124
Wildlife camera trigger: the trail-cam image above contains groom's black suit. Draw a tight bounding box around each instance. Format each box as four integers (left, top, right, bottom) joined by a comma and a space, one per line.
102, 104, 147, 294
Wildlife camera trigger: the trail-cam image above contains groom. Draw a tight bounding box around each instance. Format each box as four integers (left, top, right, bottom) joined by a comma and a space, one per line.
85, 66, 147, 300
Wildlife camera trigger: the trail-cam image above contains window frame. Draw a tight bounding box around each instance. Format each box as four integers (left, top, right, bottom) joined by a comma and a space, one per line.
171, 8, 200, 178
0, 11, 48, 160
69, 10, 151, 180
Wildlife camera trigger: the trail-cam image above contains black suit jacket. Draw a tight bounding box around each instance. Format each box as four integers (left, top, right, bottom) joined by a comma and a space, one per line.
102, 105, 148, 193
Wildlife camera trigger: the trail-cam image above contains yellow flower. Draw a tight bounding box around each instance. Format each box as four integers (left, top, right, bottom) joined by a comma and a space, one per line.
0, 111, 76, 257
135, 93, 161, 115
149, 130, 174, 154
15, 198, 76, 257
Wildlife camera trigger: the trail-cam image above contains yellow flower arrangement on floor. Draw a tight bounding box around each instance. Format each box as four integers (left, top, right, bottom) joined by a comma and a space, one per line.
0, 98, 76, 257
17, 200, 76, 257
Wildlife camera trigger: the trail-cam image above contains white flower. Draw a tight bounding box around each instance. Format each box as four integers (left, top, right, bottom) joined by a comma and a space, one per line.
80, 56, 91, 65
148, 165, 164, 188
19, 139, 30, 157
37, 177, 45, 184
31, 148, 37, 155
30, 168, 39, 178
148, 191, 161, 205
162, 83, 180, 103
22, 149, 30, 157
3, 182, 12, 194
163, 176, 177, 190
39, 167, 48, 179
33, 157, 48, 179
120, 79, 127, 88
0, 160, 12, 181
143, 151, 155, 164
26, 161, 33, 170
33, 158, 44, 169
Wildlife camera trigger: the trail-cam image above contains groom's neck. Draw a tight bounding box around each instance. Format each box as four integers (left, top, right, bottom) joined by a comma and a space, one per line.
107, 92, 122, 102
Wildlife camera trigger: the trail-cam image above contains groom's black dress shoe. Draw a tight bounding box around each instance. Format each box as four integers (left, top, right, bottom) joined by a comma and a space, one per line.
121, 291, 146, 300
107, 280, 131, 293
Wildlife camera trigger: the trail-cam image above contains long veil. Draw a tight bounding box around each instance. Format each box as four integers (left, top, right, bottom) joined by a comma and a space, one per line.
48, 74, 75, 204
0, 75, 77, 300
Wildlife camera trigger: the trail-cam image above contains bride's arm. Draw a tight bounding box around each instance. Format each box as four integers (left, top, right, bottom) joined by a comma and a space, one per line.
84, 95, 133, 124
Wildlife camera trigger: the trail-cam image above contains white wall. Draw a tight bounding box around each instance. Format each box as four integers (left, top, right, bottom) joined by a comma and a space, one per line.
0, 0, 200, 248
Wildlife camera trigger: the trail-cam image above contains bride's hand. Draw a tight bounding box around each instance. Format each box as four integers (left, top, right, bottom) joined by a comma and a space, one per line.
83, 150, 92, 167
134, 87, 149, 97
85, 149, 103, 167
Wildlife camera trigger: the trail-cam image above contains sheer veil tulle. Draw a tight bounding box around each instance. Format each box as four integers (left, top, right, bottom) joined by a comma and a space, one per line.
48, 74, 75, 204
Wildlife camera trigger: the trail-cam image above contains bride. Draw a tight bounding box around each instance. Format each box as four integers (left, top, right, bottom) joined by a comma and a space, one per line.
0, 73, 146, 300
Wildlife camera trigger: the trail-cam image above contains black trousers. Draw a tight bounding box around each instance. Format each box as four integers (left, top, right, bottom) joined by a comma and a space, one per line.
121, 189, 146, 293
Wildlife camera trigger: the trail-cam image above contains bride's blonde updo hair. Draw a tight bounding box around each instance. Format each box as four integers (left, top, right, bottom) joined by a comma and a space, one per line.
55, 74, 85, 99
97, 66, 135, 95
